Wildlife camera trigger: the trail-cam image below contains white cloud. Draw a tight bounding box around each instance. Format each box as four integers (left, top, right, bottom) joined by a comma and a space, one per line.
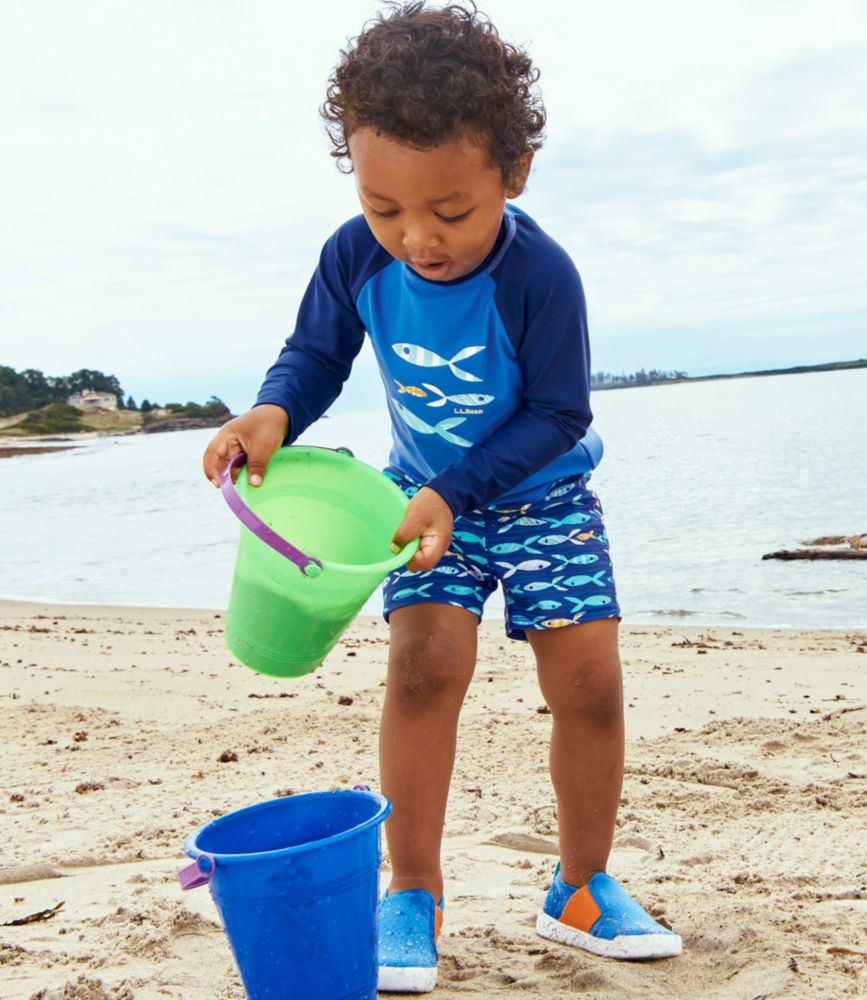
1, 0, 865, 411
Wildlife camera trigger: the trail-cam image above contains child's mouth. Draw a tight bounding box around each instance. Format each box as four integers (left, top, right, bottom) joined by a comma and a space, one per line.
411, 259, 450, 279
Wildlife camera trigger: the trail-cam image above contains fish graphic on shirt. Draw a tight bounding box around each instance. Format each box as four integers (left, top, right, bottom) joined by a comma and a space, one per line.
392, 343, 485, 382
394, 380, 427, 398
393, 399, 472, 447
422, 384, 494, 408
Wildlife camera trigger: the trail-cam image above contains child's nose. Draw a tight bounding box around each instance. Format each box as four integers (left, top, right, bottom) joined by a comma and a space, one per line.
402, 220, 440, 254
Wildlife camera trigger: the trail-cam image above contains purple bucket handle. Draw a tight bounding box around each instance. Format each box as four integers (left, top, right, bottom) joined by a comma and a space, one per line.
178, 852, 216, 890
220, 453, 324, 578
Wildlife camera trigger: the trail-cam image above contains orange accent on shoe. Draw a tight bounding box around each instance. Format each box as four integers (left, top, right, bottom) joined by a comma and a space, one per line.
434, 906, 443, 940
559, 884, 601, 933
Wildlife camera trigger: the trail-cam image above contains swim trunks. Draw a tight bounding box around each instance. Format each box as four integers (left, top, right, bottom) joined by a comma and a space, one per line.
382, 469, 620, 640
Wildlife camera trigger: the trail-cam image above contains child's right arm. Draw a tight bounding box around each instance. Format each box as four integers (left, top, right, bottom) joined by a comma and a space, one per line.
202, 403, 289, 488
203, 222, 373, 488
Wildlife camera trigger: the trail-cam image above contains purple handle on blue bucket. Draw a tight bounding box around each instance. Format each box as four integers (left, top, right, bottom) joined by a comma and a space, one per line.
178, 852, 216, 890
220, 453, 324, 578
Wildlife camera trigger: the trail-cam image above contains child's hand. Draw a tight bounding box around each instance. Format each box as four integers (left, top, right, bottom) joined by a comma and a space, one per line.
202, 404, 289, 488
391, 487, 454, 572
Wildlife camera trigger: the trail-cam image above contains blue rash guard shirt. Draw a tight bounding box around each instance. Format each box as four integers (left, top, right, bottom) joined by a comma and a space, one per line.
256, 205, 603, 518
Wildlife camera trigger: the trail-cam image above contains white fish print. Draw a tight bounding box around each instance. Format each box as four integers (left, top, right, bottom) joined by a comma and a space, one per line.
516, 579, 567, 594
544, 481, 579, 500
422, 384, 494, 408
392, 343, 485, 382
494, 559, 553, 579
496, 516, 547, 533
393, 399, 472, 447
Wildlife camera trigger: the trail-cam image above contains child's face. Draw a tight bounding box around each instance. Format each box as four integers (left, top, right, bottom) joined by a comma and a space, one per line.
348, 128, 529, 282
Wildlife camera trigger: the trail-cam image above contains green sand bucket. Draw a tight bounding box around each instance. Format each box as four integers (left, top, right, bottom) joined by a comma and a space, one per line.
220, 446, 418, 677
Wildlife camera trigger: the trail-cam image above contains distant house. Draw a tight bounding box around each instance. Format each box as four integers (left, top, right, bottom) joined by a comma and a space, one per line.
67, 390, 118, 411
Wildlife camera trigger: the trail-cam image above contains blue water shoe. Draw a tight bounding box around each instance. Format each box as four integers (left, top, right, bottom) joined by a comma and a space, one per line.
537, 865, 682, 960
377, 889, 444, 993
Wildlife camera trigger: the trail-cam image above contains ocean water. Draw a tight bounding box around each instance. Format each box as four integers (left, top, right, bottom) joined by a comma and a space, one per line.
1, 368, 865, 629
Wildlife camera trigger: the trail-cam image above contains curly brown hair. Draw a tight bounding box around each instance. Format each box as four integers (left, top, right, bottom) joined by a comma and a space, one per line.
321, 1, 546, 187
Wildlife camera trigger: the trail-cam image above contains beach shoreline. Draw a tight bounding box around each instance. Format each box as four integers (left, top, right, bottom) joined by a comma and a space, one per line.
1, 599, 864, 998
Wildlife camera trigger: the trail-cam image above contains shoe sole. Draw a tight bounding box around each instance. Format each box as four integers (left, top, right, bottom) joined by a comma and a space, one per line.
536, 911, 683, 960
377, 964, 438, 993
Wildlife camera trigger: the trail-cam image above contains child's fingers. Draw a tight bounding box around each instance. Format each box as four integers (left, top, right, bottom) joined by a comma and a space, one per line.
244, 436, 281, 486
203, 435, 234, 487
408, 531, 448, 572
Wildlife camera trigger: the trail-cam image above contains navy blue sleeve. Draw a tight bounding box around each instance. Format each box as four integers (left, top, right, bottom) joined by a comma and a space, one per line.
426, 235, 592, 515
255, 222, 372, 441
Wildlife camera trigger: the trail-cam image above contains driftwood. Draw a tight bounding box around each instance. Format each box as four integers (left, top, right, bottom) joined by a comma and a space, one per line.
803, 534, 867, 549
763, 548, 867, 561
763, 532, 867, 560
1, 900, 64, 926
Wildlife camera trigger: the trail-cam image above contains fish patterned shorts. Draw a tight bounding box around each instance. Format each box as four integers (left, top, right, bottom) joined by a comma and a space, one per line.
382, 469, 621, 640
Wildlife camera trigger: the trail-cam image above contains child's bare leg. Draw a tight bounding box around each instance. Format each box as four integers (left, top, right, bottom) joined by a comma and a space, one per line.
527, 618, 623, 888
380, 603, 478, 901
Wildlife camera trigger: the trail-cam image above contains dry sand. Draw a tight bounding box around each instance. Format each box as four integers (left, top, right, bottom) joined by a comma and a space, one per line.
1, 599, 864, 999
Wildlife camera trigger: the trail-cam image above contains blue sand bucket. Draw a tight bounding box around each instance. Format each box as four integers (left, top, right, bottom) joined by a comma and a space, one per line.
179, 790, 391, 1000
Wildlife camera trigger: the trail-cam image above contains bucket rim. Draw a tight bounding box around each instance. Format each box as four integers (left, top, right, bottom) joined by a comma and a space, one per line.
183, 789, 391, 865
226, 446, 420, 576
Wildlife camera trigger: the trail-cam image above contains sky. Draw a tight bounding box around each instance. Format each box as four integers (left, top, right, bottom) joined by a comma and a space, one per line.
2, 0, 866, 415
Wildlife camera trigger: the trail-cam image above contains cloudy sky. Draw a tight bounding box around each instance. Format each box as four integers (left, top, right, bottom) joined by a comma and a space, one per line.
2, 0, 865, 414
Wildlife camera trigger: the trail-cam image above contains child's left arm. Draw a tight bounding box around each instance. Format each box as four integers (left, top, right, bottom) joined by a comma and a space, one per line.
426, 245, 593, 520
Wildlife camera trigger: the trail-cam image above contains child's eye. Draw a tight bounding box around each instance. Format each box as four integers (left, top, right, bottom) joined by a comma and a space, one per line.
438, 210, 473, 223
369, 207, 399, 218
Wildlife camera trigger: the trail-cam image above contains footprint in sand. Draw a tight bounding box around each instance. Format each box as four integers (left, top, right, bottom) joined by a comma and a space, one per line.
485, 832, 558, 855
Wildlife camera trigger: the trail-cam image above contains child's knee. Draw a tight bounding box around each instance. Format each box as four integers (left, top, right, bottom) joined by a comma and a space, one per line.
388, 630, 475, 704
542, 653, 623, 725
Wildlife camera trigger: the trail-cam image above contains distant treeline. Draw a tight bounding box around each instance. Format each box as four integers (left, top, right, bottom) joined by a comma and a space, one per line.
591, 358, 866, 391
0, 365, 229, 419
591, 368, 687, 389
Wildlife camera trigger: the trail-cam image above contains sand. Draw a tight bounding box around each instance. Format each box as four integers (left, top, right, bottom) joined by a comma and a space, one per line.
0, 599, 864, 999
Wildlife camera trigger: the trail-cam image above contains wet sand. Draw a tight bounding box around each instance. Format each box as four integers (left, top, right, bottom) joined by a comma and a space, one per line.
1, 600, 864, 998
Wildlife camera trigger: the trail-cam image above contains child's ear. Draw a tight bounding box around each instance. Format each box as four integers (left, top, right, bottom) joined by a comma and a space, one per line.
506, 151, 534, 198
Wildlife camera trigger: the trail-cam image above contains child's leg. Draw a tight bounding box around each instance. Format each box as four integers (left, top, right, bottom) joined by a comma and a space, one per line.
526, 617, 623, 888
380, 602, 478, 902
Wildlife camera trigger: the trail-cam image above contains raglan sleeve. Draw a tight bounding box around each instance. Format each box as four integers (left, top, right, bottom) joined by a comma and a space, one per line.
255, 227, 367, 442
425, 246, 592, 517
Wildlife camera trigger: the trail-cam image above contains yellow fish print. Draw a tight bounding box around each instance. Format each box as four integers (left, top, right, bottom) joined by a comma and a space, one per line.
572, 530, 597, 542
541, 615, 585, 628
395, 380, 427, 398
